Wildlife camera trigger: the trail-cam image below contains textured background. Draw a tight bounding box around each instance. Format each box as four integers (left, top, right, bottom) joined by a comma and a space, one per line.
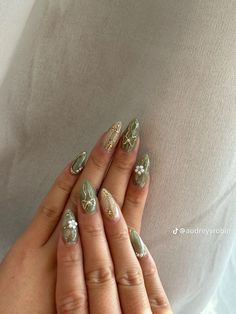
0, 1, 236, 313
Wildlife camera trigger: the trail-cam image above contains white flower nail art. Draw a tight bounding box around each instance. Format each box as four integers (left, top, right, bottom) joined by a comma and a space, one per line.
134, 165, 145, 175
68, 220, 78, 229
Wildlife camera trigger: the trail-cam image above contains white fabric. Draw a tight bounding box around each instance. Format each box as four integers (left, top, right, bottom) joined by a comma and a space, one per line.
0, 1, 236, 313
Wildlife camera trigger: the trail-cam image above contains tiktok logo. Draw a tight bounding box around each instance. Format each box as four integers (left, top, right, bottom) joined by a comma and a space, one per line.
172, 227, 179, 235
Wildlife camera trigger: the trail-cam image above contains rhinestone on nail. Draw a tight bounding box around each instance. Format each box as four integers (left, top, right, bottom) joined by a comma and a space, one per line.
67, 220, 78, 229
134, 165, 145, 175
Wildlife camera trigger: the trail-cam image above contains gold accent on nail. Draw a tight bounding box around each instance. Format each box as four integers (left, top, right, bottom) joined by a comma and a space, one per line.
100, 188, 120, 220
80, 180, 97, 214
122, 118, 140, 152
70, 151, 87, 175
129, 228, 147, 258
103, 121, 122, 151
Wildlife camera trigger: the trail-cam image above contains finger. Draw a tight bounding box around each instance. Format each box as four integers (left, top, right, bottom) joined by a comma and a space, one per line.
78, 180, 121, 314
137, 245, 173, 314
47, 120, 122, 246
56, 209, 88, 314
22, 152, 87, 247
100, 188, 151, 314
100, 118, 140, 208
122, 153, 150, 233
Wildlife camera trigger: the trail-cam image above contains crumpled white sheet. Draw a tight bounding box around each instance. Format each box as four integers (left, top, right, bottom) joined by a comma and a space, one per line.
0, 1, 236, 313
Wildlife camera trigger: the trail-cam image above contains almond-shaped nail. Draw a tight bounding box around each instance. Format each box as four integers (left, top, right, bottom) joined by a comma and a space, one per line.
80, 180, 97, 214
70, 151, 87, 175
122, 118, 140, 152
100, 188, 120, 221
62, 209, 78, 244
129, 228, 147, 258
102, 121, 122, 151
134, 153, 150, 187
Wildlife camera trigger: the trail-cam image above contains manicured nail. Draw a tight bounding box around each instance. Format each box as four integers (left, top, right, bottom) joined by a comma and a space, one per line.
70, 151, 87, 175
80, 180, 97, 214
102, 121, 122, 151
133, 153, 150, 187
100, 188, 120, 221
129, 228, 147, 258
121, 118, 140, 152
62, 209, 78, 244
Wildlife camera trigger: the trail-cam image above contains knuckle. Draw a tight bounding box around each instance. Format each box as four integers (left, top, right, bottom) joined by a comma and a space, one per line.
143, 265, 158, 278
82, 223, 104, 238
85, 265, 114, 285
40, 204, 60, 221
113, 157, 134, 173
109, 227, 129, 243
58, 291, 87, 313
56, 176, 72, 194
116, 268, 143, 286
59, 251, 82, 268
90, 152, 106, 170
125, 194, 143, 208
150, 299, 172, 313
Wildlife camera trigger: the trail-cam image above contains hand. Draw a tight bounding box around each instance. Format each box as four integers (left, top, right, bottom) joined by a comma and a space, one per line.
0, 118, 172, 313
56, 164, 172, 313
0, 119, 124, 313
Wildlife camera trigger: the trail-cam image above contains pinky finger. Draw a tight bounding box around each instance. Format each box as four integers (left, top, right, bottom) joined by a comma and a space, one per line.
56, 209, 88, 314
129, 229, 173, 314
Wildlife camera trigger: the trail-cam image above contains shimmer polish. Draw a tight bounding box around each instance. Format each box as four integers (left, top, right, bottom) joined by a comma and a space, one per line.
62, 208, 78, 244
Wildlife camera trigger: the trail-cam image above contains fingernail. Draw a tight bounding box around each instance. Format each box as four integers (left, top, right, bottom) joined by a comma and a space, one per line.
70, 151, 87, 175
102, 121, 122, 151
62, 209, 78, 244
133, 153, 150, 188
80, 180, 97, 214
129, 228, 147, 258
121, 118, 140, 152
100, 188, 120, 221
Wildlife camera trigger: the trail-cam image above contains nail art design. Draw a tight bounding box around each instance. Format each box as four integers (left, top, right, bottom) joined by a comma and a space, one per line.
129, 228, 147, 258
100, 188, 120, 221
134, 154, 150, 187
80, 180, 97, 214
62, 209, 78, 244
122, 118, 140, 152
103, 121, 122, 151
70, 151, 87, 175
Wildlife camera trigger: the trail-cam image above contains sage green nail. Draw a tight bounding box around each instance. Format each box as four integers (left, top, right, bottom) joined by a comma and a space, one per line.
130, 228, 147, 258
80, 180, 97, 214
121, 118, 140, 152
134, 153, 150, 188
62, 209, 78, 244
70, 151, 87, 175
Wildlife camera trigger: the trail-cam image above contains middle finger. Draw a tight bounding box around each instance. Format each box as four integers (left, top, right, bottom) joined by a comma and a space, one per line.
78, 179, 121, 314
100, 118, 140, 208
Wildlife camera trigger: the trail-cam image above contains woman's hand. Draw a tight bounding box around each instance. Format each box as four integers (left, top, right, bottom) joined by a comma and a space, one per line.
56, 183, 172, 313
0, 119, 123, 313
56, 122, 172, 313
0, 118, 172, 313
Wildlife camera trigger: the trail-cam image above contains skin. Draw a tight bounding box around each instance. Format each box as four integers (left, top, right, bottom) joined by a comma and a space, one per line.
0, 120, 172, 313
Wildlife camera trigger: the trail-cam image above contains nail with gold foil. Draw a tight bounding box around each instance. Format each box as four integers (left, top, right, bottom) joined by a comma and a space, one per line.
80, 180, 97, 214
129, 228, 147, 258
133, 153, 150, 188
102, 121, 122, 151
100, 188, 120, 221
62, 209, 78, 244
121, 118, 140, 152
70, 151, 87, 175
